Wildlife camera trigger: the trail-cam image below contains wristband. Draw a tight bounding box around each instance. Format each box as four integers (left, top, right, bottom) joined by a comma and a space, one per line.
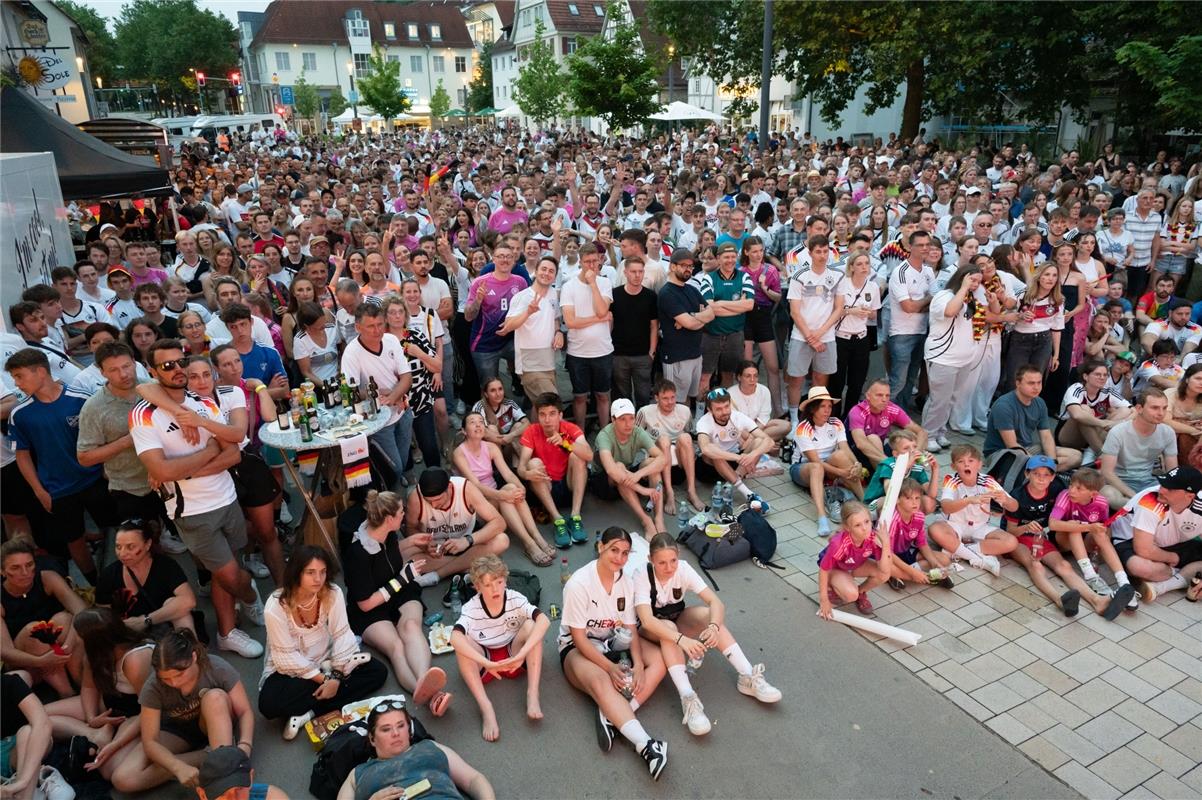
676, 633, 683, 644
377, 586, 392, 602
465, 534, 475, 548
330, 670, 345, 681
388, 577, 404, 593
254, 384, 267, 393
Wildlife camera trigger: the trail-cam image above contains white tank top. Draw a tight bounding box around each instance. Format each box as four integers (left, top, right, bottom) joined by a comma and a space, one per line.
419, 476, 477, 542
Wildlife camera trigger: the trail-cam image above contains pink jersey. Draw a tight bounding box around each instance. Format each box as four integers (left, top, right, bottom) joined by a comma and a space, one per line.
818, 530, 883, 572
847, 400, 912, 439
889, 512, 927, 554
1049, 489, 1109, 525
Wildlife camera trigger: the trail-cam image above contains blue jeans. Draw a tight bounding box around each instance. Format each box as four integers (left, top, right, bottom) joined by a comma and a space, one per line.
887, 333, 925, 409
471, 340, 515, 384
369, 410, 414, 488
441, 337, 456, 410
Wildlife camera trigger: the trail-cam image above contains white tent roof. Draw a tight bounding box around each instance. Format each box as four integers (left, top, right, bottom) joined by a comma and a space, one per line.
495, 105, 523, 118
331, 107, 413, 124
648, 101, 725, 122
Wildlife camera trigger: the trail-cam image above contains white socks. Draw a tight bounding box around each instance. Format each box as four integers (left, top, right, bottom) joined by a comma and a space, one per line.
789, 408, 799, 427
667, 664, 694, 698
1077, 558, 1099, 580
619, 719, 650, 751
629, 697, 641, 712
723, 643, 753, 676
734, 481, 752, 499
1114, 570, 1130, 586
1152, 572, 1187, 594
954, 543, 980, 562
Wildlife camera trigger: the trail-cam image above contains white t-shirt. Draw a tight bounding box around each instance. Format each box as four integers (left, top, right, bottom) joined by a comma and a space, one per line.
129, 392, 236, 517
293, 324, 342, 383
786, 266, 844, 343
68, 362, 151, 397
505, 286, 559, 374
925, 289, 985, 367
339, 334, 412, 425
1110, 486, 1202, 547
557, 562, 636, 654
454, 588, 541, 649
696, 409, 757, 453
59, 300, 113, 333
1096, 228, 1134, 266
1059, 382, 1130, 421
887, 262, 935, 336
636, 402, 692, 443
417, 278, 452, 339
205, 314, 274, 348
793, 418, 846, 461
730, 384, 773, 426
560, 275, 614, 358
1144, 320, 1202, 352
106, 297, 142, 330
833, 275, 882, 339
406, 308, 446, 345
633, 560, 707, 612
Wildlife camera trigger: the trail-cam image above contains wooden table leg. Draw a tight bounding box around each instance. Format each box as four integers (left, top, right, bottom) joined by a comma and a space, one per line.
281, 453, 339, 563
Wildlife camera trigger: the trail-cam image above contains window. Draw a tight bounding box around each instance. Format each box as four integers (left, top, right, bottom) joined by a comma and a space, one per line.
407, 23, 419, 38
410, 55, 423, 73
454, 56, 467, 73
429, 24, 441, 41
384, 22, 395, 39
568, 3, 579, 13
594, 5, 604, 15
345, 9, 368, 38
354, 52, 371, 77
433, 55, 445, 73
275, 51, 290, 71
302, 52, 317, 71
565, 37, 578, 54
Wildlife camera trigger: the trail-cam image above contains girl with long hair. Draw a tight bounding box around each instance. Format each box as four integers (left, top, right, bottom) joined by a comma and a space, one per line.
739, 237, 784, 415
1005, 262, 1064, 385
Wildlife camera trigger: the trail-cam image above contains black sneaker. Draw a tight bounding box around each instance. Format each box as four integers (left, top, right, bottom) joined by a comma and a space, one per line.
595, 708, 616, 753
640, 738, 668, 780
441, 574, 462, 608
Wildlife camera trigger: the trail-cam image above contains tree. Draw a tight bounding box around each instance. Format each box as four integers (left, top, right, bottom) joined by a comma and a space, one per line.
430, 79, 451, 121
59, 0, 117, 85
292, 71, 320, 119
467, 41, 494, 112
114, 0, 238, 106
356, 44, 410, 122
648, 0, 1089, 140
512, 17, 565, 125
567, 1, 662, 132
1116, 36, 1202, 133
326, 88, 348, 118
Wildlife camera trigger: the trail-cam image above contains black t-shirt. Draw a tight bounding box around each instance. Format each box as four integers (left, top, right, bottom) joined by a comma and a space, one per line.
657, 282, 705, 363
1, 672, 32, 737
95, 556, 189, 620
611, 286, 658, 356
1003, 476, 1067, 529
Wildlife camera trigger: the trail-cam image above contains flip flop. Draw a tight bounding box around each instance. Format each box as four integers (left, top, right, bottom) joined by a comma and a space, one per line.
429, 690, 452, 717
413, 667, 447, 706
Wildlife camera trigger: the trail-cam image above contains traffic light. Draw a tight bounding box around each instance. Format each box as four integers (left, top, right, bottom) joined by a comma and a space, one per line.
196, 71, 206, 87
231, 71, 242, 95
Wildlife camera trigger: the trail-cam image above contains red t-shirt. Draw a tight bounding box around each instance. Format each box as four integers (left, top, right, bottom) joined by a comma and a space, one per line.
520, 421, 584, 481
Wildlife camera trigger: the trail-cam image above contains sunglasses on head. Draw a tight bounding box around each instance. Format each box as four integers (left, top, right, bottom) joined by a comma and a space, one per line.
155, 359, 185, 372
374, 701, 406, 714
706, 387, 730, 400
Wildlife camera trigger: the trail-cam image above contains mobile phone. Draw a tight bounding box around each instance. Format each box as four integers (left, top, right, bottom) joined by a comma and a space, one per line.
403, 779, 432, 799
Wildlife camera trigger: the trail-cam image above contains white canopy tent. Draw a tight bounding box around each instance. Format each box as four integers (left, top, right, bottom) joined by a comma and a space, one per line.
649, 101, 726, 122
495, 105, 523, 118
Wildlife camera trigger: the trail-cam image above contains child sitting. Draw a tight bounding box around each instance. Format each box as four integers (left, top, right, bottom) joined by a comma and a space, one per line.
1048, 467, 1137, 610
863, 430, 940, 515
817, 502, 892, 620
450, 556, 550, 742
885, 479, 954, 590
928, 444, 1019, 577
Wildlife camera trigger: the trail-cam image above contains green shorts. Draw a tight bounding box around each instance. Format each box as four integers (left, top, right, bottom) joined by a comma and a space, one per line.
260, 444, 286, 469
1, 734, 16, 779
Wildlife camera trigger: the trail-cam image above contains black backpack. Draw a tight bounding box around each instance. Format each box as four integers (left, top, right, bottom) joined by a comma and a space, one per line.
309, 716, 434, 800
738, 508, 784, 570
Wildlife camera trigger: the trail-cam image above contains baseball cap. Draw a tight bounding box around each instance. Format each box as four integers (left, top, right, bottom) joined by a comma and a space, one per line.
308, 235, 329, 246
198, 746, 251, 799
611, 398, 636, 418
1116, 351, 1137, 365
715, 242, 738, 256
1025, 454, 1057, 472
418, 467, 451, 497
1155, 466, 1202, 493
107, 266, 132, 280
965, 186, 983, 196
237, 183, 254, 194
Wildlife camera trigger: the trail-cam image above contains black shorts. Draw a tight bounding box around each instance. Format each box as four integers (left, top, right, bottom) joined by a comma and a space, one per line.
111, 490, 168, 527
231, 451, 281, 508
895, 547, 920, 565
1112, 537, 1202, 569
160, 718, 208, 751
559, 641, 624, 670
550, 478, 572, 508
349, 585, 425, 636
565, 354, 613, 397
743, 305, 776, 344
0, 461, 36, 517
36, 479, 117, 556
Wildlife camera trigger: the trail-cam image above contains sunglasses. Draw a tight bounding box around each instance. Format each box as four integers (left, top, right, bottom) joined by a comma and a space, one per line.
373, 701, 406, 714
155, 359, 185, 372
121, 517, 145, 529
706, 387, 730, 400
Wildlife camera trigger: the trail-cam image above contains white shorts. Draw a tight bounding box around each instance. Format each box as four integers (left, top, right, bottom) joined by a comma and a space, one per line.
944, 518, 998, 544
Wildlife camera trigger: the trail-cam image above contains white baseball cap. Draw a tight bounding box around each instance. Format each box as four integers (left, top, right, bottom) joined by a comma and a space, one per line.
611, 398, 636, 418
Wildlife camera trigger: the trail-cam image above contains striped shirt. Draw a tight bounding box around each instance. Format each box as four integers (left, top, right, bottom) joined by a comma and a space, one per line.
1124, 209, 1162, 267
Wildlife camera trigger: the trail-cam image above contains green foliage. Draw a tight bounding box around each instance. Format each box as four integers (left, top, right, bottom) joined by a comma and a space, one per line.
1116, 36, 1202, 133
114, 0, 238, 102
512, 17, 565, 125
59, 0, 118, 84
566, 1, 662, 132
292, 71, 320, 119
356, 44, 410, 121
467, 42, 494, 112
326, 87, 348, 118
430, 79, 452, 118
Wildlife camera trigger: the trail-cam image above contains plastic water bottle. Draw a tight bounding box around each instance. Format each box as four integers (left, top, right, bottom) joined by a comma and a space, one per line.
618, 651, 634, 699
560, 557, 571, 588
610, 625, 633, 653
686, 649, 704, 674
710, 483, 724, 517
721, 483, 734, 515
449, 581, 462, 618
676, 500, 692, 529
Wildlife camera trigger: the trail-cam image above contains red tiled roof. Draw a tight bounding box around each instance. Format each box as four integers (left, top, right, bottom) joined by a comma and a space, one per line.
493, 0, 515, 28
253, 0, 474, 49
543, 0, 605, 34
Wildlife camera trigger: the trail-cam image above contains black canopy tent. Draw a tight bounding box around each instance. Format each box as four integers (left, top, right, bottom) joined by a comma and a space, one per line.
0, 87, 172, 199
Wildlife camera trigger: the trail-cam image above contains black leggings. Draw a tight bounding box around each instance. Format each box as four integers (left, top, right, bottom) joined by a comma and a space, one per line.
257, 656, 388, 720
830, 335, 872, 408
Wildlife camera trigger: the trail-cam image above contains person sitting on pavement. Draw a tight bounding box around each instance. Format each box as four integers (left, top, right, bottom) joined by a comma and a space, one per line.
728, 360, 791, 445
1133, 338, 1183, 392
983, 364, 1082, 482
343, 489, 451, 718
696, 387, 774, 513
1098, 387, 1178, 509
1056, 359, 1133, 464
863, 429, 940, 515
517, 393, 594, 548
790, 386, 863, 537
1140, 297, 1202, 357
1046, 467, 1138, 611
558, 527, 669, 781
634, 533, 781, 738
1107, 466, 1202, 606
846, 378, 928, 467
594, 398, 669, 541
450, 555, 549, 743
95, 519, 197, 637
471, 377, 530, 464
258, 545, 388, 741
453, 413, 556, 567
817, 502, 892, 619
928, 444, 1019, 577
1003, 460, 1133, 620
637, 380, 704, 516
1, 670, 55, 800
335, 701, 496, 800
882, 479, 954, 591
194, 744, 290, 800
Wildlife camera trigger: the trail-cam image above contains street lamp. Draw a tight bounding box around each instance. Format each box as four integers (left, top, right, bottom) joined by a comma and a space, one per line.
667, 44, 675, 134
346, 60, 358, 121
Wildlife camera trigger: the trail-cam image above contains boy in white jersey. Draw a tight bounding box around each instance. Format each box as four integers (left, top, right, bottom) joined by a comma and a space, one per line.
450, 555, 549, 742
637, 380, 704, 515
928, 444, 1019, 577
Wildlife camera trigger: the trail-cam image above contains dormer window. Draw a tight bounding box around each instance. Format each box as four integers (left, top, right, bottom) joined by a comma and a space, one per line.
593, 5, 604, 15
407, 22, 419, 38
568, 4, 579, 13
429, 23, 442, 41
384, 22, 396, 38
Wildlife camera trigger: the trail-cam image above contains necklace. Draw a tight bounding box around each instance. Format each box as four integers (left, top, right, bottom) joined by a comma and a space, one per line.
295, 592, 319, 611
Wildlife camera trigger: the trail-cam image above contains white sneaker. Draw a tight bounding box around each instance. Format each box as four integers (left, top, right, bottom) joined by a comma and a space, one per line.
736, 663, 782, 703
159, 530, 188, 554
927, 439, 943, 453
36, 766, 74, 800
680, 693, 712, 736
1086, 574, 1113, 597
244, 553, 270, 579
967, 548, 1001, 577
242, 579, 266, 627
936, 433, 951, 448
279, 502, 293, 525
284, 711, 314, 740
217, 627, 264, 658
1080, 447, 1097, 467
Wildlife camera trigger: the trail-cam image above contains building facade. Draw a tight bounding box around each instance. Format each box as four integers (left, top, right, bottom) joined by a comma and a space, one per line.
1, 0, 96, 123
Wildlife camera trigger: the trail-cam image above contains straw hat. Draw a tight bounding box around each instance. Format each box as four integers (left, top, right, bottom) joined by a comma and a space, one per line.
798, 386, 840, 411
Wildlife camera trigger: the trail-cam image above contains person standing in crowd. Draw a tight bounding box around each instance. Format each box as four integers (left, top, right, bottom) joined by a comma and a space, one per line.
610, 257, 659, 409
465, 243, 527, 384
500, 256, 563, 403
785, 235, 844, 428
886, 230, 935, 414
657, 250, 713, 409
922, 264, 992, 452
561, 244, 615, 432
695, 242, 755, 405
829, 251, 882, 409
341, 303, 413, 487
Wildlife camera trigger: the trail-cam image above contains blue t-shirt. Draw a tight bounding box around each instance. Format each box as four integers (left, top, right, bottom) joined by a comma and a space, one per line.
1191, 300, 1202, 326
715, 231, 750, 255
983, 391, 1051, 456
236, 342, 286, 386
9, 387, 103, 497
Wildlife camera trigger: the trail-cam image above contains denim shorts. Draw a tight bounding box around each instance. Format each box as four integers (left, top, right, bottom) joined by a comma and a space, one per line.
565, 354, 613, 396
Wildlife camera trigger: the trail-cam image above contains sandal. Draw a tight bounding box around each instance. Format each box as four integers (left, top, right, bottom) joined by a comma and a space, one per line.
429, 690, 452, 717
526, 545, 554, 568
413, 667, 447, 706
1188, 576, 1201, 602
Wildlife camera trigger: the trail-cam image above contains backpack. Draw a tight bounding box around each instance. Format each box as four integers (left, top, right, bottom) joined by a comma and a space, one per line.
676, 522, 751, 589
737, 508, 784, 570
309, 717, 434, 800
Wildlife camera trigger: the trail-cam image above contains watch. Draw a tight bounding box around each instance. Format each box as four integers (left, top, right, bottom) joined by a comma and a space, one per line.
465, 533, 475, 548
143, 615, 153, 629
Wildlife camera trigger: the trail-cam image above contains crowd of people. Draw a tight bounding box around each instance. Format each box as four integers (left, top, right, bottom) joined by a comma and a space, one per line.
2, 120, 1201, 796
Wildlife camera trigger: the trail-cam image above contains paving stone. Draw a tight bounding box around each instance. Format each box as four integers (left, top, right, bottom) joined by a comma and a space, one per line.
1118, 785, 1161, 800
1183, 763, 1202, 794
1119, 630, 1173, 660
1023, 659, 1082, 695
900, 592, 941, 616
990, 641, 1038, 669
1142, 772, 1197, 800
1147, 689, 1202, 725
1053, 759, 1120, 800
1101, 666, 1161, 703
1000, 582, 1049, 611
1139, 659, 1189, 691
980, 592, 1022, 614
970, 682, 1025, 714
1007, 701, 1058, 734
899, 615, 944, 639
1042, 723, 1107, 766
1088, 639, 1151, 672
1016, 606, 1063, 636
906, 640, 949, 668
925, 607, 975, 636
1158, 648, 1202, 682
1078, 611, 1135, 642
890, 649, 924, 672
999, 670, 1046, 701
1161, 723, 1202, 765
1074, 710, 1140, 755
1064, 680, 1125, 716
1113, 698, 1179, 739
1046, 623, 1105, 653
1127, 732, 1198, 778
1140, 603, 1199, 636
1058, 648, 1115, 682
1091, 748, 1162, 794
1173, 677, 1202, 705
954, 600, 1003, 627
1144, 621, 1202, 659
1015, 631, 1071, 664
964, 651, 1015, 682
1018, 734, 1070, 771
926, 632, 980, 664
925, 659, 985, 693
986, 712, 1036, 745
945, 687, 993, 722
915, 668, 952, 693
952, 577, 995, 602
1109, 607, 1156, 635
986, 616, 1028, 641
874, 601, 919, 626
959, 625, 1008, 655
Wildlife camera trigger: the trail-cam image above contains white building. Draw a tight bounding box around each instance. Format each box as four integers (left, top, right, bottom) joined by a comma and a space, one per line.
244, 0, 479, 122
1, 0, 96, 123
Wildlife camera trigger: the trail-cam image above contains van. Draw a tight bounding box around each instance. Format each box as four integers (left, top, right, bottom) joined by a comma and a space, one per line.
152, 116, 203, 149
189, 114, 286, 143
